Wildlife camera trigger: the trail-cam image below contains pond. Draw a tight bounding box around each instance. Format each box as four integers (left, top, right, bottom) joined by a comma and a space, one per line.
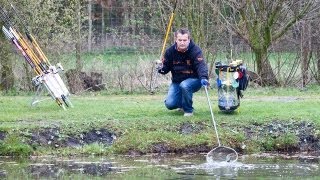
0, 153, 319, 179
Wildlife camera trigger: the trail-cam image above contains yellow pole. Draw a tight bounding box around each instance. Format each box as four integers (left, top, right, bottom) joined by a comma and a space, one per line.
160, 10, 176, 61
150, 0, 178, 93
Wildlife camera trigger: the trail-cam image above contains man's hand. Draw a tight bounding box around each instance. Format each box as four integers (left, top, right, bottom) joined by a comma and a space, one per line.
156, 64, 163, 71
201, 79, 209, 87
155, 60, 165, 74
155, 60, 163, 70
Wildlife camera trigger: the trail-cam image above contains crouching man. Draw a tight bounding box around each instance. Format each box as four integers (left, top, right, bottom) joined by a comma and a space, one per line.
158, 28, 209, 117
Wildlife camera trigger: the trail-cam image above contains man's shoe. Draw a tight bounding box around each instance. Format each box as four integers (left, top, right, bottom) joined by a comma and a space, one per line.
184, 112, 193, 117
177, 108, 184, 112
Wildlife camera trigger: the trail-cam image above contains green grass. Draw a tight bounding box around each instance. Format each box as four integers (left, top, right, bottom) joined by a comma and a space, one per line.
51, 50, 159, 71
0, 134, 32, 156
51, 51, 306, 73
0, 86, 319, 156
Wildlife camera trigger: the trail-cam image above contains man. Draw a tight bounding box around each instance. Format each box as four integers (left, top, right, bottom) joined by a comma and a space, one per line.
158, 28, 209, 116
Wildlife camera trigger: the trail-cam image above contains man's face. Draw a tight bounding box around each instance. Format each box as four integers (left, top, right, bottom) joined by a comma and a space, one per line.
175, 33, 190, 52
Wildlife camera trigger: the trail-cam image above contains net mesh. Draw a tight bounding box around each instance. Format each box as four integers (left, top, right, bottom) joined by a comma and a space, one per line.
206, 146, 238, 163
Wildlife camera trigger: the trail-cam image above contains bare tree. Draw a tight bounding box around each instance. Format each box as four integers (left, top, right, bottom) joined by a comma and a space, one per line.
300, 20, 312, 87
218, 0, 316, 86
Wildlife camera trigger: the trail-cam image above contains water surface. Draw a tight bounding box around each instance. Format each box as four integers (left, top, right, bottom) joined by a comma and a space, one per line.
0, 154, 319, 179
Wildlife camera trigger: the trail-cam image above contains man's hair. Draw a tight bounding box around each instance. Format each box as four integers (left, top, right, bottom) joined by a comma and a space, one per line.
174, 28, 191, 39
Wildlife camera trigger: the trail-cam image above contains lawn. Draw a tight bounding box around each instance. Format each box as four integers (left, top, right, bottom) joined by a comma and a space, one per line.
1, 86, 319, 128
0, 85, 319, 156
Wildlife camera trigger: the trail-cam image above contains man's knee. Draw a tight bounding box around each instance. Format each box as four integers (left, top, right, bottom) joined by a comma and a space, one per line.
180, 79, 201, 93
179, 82, 190, 91
164, 99, 176, 110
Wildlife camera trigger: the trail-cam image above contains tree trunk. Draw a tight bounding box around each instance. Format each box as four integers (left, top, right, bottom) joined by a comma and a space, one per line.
254, 48, 279, 86
22, 62, 33, 91
76, 0, 83, 72
88, 0, 92, 52
317, 51, 320, 84
101, 5, 105, 48
0, 29, 14, 92
301, 20, 311, 87
66, 0, 85, 94
314, 48, 320, 84
0, 59, 14, 92
318, 58, 320, 83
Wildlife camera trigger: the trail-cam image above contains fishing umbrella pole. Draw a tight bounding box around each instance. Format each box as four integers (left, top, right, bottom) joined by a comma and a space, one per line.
150, 0, 178, 93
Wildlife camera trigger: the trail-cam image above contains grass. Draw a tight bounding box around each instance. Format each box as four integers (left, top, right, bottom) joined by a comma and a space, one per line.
0, 134, 32, 156
51, 51, 308, 73
52, 50, 159, 71
0, 86, 319, 156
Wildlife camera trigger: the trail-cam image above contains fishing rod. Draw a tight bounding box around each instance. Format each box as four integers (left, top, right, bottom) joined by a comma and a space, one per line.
150, 0, 178, 94
1, 5, 43, 74
0, 4, 72, 109
10, 3, 51, 70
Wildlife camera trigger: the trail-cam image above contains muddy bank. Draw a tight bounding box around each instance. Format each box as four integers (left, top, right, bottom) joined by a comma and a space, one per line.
0, 120, 319, 156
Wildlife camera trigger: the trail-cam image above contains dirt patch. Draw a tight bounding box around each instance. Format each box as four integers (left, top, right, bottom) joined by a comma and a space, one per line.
65, 70, 105, 94
162, 120, 320, 154
179, 122, 205, 135
151, 143, 209, 154
0, 120, 319, 156
238, 120, 320, 152
152, 143, 169, 154
27, 128, 116, 148
176, 144, 209, 154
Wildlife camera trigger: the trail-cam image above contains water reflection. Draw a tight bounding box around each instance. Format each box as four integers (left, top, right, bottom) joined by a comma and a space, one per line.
175, 160, 320, 179
0, 154, 319, 179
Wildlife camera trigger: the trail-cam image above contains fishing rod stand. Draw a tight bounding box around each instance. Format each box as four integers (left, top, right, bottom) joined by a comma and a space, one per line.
31, 77, 51, 106
30, 63, 67, 107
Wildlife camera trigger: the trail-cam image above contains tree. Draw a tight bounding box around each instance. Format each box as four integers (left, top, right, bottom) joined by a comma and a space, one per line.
0, 2, 16, 91
88, 0, 93, 52
218, 0, 316, 86
300, 20, 312, 87
0, 21, 15, 92
63, 0, 87, 93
